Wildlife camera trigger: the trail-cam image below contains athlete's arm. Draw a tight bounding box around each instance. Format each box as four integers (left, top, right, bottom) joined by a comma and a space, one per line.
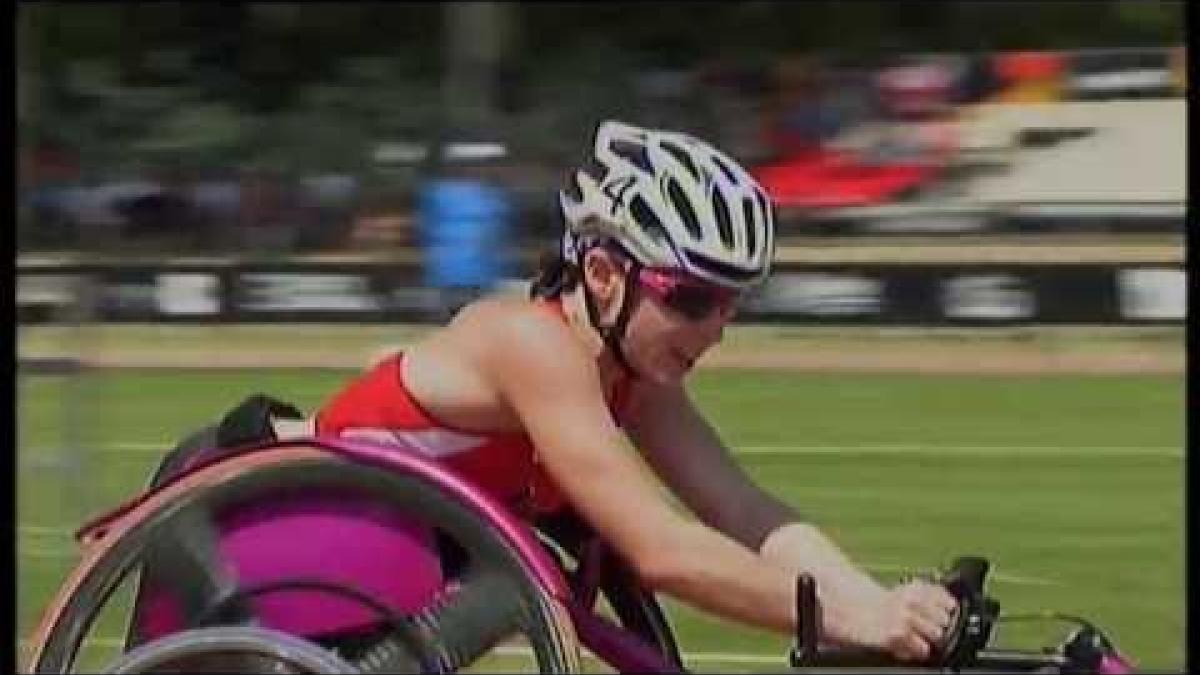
622, 381, 798, 549
475, 305, 806, 636
624, 382, 956, 657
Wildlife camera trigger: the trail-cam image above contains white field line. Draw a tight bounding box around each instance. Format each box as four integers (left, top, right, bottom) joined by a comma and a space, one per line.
18, 439, 1171, 575
497, 645, 783, 665
862, 562, 1058, 587
18, 525, 72, 537
16, 527, 1059, 587
14, 636, 783, 665
739, 444, 1181, 457
20, 546, 79, 559
24, 441, 1183, 458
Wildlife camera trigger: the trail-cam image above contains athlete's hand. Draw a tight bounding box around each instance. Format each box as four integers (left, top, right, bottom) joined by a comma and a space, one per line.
855, 579, 959, 661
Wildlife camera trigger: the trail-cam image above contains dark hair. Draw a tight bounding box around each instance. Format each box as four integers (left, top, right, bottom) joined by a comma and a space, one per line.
528, 246, 581, 299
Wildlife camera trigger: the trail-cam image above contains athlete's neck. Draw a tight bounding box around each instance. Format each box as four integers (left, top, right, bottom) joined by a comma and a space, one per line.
559, 286, 626, 387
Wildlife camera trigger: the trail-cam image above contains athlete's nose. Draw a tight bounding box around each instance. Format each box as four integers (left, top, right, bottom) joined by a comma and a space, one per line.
697, 304, 731, 345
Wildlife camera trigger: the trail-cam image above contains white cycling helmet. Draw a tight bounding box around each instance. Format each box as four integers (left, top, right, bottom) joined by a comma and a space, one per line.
559, 120, 775, 289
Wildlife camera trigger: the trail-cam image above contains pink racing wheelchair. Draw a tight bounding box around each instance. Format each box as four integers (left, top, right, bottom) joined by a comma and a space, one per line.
25, 416, 1137, 673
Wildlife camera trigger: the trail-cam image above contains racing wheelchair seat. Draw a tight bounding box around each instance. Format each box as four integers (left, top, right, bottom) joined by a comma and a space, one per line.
116, 394, 446, 646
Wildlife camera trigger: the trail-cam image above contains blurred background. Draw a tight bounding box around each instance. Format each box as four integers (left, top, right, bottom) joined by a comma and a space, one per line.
16, 2, 1186, 671
16, 2, 1185, 321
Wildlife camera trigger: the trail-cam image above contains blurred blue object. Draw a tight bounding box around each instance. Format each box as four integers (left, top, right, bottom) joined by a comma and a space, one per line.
418, 176, 513, 290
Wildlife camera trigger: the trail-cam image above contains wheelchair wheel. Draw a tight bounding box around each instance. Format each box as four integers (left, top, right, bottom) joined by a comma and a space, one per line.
103, 626, 357, 673
596, 567, 683, 669
536, 512, 684, 671
25, 443, 583, 674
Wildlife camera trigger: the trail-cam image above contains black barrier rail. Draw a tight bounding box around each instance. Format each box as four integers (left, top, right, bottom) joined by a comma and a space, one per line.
15, 260, 1184, 326
792, 202, 1184, 237
17, 357, 86, 375
1065, 47, 1181, 101
523, 199, 1185, 240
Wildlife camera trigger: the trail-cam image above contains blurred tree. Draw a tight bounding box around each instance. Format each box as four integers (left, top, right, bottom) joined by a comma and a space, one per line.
1112, 0, 1185, 42
16, 1, 1184, 187
16, 4, 42, 136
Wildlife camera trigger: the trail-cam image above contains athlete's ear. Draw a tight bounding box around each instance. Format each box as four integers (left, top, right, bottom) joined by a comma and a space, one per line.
581, 246, 627, 306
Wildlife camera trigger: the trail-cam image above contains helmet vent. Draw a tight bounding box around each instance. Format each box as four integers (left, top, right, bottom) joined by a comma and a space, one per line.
711, 188, 735, 249
711, 154, 740, 185
666, 178, 703, 239
754, 189, 771, 230
563, 173, 584, 202
610, 139, 653, 174
742, 197, 757, 256
629, 194, 670, 246
682, 249, 762, 284
581, 157, 609, 183
660, 140, 701, 181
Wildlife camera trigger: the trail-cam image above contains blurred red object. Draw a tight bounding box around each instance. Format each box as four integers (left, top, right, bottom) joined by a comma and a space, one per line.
991, 50, 1066, 102
994, 51, 1065, 82
751, 148, 938, 209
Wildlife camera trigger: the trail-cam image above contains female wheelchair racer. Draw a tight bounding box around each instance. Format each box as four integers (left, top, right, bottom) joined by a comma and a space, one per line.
24, 120, 1135, 673
300, 118, 955, 659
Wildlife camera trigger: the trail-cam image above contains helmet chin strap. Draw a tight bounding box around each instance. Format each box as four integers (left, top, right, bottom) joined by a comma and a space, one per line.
581, 258, 642, 377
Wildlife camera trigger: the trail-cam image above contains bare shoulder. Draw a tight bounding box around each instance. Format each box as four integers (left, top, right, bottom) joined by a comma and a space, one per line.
447, 295, 592, 377
398, 296, 597, 431
450, 295, 574, 348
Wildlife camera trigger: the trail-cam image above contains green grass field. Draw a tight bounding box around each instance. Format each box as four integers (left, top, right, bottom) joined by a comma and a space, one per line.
17, 368, 1184, 671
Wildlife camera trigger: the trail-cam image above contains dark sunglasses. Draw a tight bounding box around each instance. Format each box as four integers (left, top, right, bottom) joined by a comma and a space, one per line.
636, 267, 741, 321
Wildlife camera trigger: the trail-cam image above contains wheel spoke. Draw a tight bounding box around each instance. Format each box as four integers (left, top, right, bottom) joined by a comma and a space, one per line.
409, 569, 525, 672
143, 503, 252, 628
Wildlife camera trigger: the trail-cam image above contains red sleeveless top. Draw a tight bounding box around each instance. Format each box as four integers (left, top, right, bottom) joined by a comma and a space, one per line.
315, 299, 633, 516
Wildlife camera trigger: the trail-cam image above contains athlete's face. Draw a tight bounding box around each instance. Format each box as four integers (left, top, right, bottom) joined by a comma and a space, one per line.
622, 266, 740, 385
582, 247, 740, 384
